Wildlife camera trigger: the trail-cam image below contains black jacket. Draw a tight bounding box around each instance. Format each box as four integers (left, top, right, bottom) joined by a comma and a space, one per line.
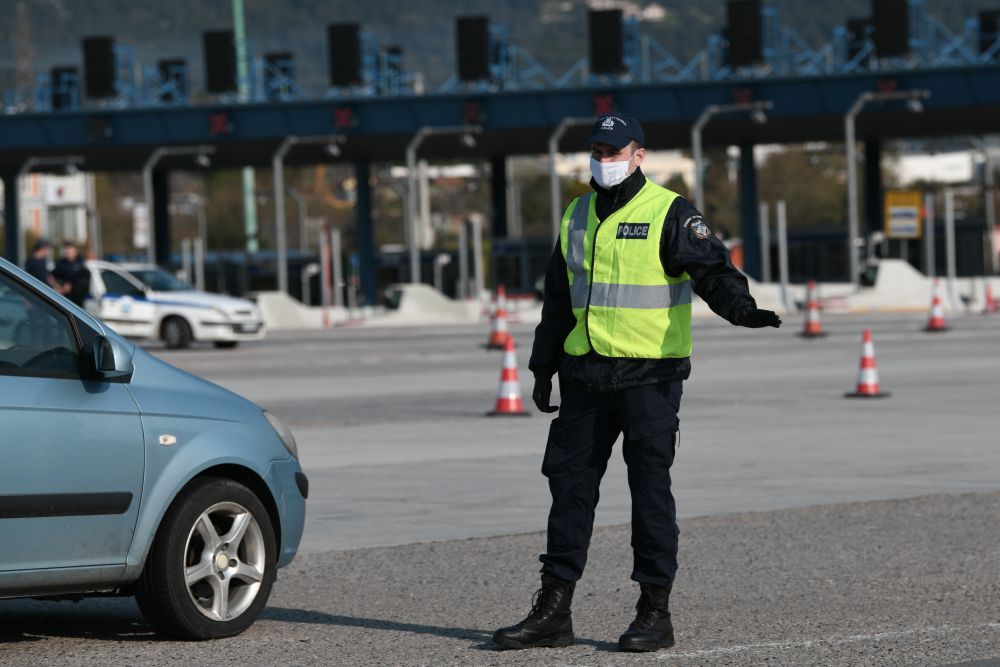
53, 257, 91, 307
529, 167, 757, 392
24, 256, 51, 284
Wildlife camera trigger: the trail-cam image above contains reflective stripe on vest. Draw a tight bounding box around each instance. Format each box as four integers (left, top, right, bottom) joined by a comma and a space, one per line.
561, 180, 693, 359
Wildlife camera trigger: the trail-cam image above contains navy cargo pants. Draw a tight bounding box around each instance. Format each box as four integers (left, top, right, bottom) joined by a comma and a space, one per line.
539, 379, 682, 589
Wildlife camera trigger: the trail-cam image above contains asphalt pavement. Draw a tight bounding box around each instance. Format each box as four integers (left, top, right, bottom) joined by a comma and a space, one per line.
2, 311, 999, 665
3, 492, 1000, 665
164, 313, 1000, 553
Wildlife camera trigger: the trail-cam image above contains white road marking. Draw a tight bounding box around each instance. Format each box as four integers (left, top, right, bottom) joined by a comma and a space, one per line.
658, 623, 1000, 659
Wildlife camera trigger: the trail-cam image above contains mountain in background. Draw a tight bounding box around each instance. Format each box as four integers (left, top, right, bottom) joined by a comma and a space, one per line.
1, 0, 996, 95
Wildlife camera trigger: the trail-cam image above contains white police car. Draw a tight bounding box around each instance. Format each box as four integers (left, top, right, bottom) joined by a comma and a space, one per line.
85, 261, 265, 349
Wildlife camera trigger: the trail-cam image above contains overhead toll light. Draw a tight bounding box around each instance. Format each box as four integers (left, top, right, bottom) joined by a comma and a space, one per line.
82, 36, 116, 99
872, 0, 909, 58
724, 0, 763, 67
203, 30, 237, 93
195, 153, 212, 168
460, 132, 477, 148
751, 109, 768, 124
588, 9, 626, 75
456, 16, 491, 81
327, 23, 362, 87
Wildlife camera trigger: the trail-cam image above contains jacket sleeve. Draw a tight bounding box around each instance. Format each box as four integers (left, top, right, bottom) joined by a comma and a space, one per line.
661, 197, 757, 324
529, 240, 576, 379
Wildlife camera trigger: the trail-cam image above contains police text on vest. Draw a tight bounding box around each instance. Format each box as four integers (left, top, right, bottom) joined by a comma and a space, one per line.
616, 222, 651, 239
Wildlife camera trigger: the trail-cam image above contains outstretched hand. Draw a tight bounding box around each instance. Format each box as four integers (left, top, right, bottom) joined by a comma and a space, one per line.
737, 309, 782, 328
532, 376, 559, 413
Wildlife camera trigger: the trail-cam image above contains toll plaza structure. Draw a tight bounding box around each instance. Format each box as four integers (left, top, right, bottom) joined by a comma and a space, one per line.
3, 3, 1000, 303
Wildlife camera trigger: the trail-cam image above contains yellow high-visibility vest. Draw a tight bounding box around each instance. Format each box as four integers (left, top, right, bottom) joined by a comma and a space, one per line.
561, 179, 692, 358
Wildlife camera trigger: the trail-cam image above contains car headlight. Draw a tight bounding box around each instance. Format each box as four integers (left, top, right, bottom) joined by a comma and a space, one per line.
264, 410, 298, 459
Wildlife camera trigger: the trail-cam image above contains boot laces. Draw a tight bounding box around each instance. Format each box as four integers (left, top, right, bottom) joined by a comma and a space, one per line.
528, 583, 565, 619
529, 587, 552, 618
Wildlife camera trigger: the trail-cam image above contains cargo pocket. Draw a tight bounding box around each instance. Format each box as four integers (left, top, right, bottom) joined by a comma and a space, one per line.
540, 417, 564, 478
623, 416, 678, 472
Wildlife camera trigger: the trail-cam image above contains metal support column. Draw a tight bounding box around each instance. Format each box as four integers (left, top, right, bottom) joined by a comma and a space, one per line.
776, 200, 791, 311
864, 139, 884, 236
491, 156, 508, 288
152, 169, 171, 267
457, 220, 469, 300
2, 171, 19, 265
759, 202, 771, 282
549, 117, 595, 244
739, 144, 761, 280
354, 159, 376, 306
924, 192, 936, 278
944, 189, 958, 307
330, 227, 344, 308
405, 125, 481, 285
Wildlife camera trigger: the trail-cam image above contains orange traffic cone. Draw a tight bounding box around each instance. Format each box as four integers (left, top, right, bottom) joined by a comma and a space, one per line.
924, 278, 948, 332
984, 280, 998, 315
845, 329, 890, 398
487, 336, 529, 417
485, 284, 512, 349
799, 280, 826, 338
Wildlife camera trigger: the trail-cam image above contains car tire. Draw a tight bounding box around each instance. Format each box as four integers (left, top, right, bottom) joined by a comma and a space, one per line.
135, 477, 277, 640
162, 317, 192, 350
213, 341, 239, 349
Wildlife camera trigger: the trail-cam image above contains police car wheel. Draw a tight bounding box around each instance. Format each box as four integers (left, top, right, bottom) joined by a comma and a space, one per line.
162, 317, 192, 350
135, 477, 277, 639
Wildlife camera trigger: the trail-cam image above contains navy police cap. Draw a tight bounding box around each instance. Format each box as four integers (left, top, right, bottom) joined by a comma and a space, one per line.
584, 114, 645, 149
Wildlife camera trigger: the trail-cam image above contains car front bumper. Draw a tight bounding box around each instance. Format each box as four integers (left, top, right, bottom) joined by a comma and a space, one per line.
265, 457, 307, 569
196, 320, 267, 342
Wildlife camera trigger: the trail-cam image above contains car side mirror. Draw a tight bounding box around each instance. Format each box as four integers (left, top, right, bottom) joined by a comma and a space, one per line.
91, 335, 131, 381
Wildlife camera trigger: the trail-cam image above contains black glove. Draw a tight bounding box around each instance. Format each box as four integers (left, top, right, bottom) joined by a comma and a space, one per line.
735, 309, 782, 328
532, 376, 559, 413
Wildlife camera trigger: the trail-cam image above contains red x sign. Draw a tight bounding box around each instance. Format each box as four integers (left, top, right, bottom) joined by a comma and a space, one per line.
593, 94, 615, 115
209, 112, 232, 135
333, 106, 355, 129
463, 100, 484, 125
876, 78, 900, 93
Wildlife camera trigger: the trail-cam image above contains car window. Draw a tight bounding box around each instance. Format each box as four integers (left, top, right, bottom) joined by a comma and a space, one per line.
101, 269, 145, 297
128, 268, 191, 292
0, 271, 81, 377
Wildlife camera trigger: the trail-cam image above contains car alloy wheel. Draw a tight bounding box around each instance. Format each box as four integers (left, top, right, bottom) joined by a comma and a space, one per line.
135, 477, 276, 639
183, 502, 266, 622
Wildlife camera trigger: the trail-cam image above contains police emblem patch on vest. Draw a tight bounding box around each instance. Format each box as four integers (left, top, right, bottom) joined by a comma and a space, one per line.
616, 222, 651, 239
692, 221, 711, 239
684, 215, 711, 240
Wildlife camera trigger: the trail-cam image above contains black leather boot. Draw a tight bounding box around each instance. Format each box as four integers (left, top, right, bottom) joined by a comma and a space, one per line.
493, 574, 575, 649
617, 584, 674, 652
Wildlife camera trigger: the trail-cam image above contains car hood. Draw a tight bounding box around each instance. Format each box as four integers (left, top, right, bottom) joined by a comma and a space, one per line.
125, 346, 262, 423
146, 290, 257, 314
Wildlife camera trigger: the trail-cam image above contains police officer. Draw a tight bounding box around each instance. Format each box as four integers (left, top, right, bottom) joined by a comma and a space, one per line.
24, 239, 55, 285
53, 243, 91, 307
493, 114, 781, 653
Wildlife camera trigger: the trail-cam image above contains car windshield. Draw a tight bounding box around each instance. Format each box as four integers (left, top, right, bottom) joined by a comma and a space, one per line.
128, 268, 192, 292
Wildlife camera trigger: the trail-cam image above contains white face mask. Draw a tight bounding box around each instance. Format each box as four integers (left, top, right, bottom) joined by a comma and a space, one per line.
590, 153, 635, 189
